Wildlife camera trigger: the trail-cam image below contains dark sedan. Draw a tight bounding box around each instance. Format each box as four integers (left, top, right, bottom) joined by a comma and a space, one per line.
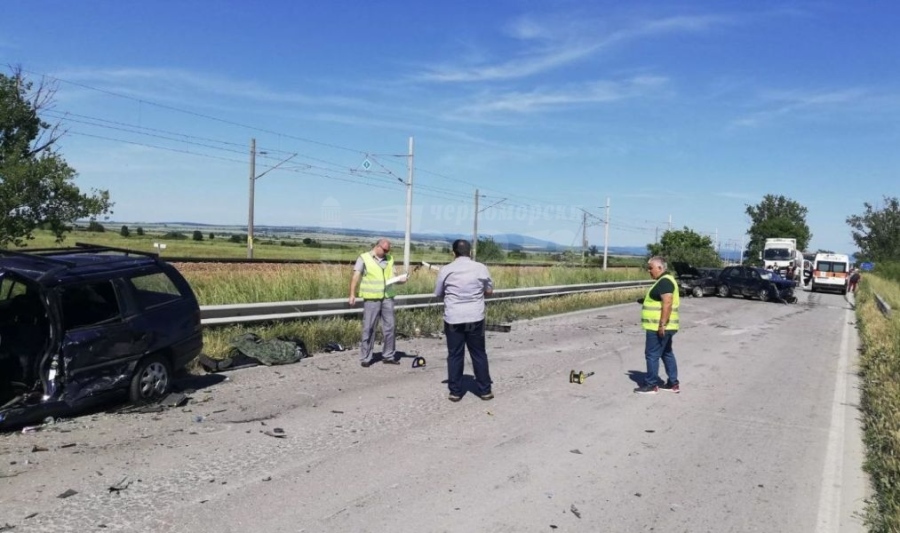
672, 262, 721, 297
716, 266, 796, 303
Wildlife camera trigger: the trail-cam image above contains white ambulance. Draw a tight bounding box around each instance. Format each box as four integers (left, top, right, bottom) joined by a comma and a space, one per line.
810, 253, 851, 294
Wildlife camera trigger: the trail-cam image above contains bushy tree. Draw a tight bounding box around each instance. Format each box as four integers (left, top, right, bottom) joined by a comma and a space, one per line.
744, 194, 812, 260
120, 225, 130, 237
588, 245, 599, 257
87, 221, 106, 232
647, 227, 720, 267
208, 232, 215, 240
0, 68, 112, 247
475, 237, 505, 262
192, 230, 203, 241
136, 226, 145, 236
847, 196, 900, 262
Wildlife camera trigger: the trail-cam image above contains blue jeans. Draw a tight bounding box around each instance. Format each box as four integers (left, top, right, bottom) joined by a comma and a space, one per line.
445, 320, 492, 396
644, 330, 678, 386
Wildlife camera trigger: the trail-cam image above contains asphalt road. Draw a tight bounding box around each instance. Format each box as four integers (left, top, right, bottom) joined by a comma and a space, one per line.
0, 285, 868, 532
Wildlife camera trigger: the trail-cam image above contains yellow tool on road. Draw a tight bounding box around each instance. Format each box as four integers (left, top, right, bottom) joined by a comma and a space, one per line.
569, 370, 595, 384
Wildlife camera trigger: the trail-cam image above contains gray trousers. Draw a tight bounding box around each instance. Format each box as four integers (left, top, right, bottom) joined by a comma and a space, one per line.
360, 298, 396, 362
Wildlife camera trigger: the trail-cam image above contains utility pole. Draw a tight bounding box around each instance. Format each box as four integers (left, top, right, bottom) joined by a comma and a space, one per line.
739, 235, 745, 264
473, 188, 479, 260
715, 228, 719, 258
247, 138, 256, 259
668, 214, 672, 231
403, 136, 414, 275
247, 138, 297, 260
603, 197, 610, 270
582, 211, 587, 264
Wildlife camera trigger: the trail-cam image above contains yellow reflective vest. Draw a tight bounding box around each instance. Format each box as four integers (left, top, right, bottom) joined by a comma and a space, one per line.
641, 273, 680, 331
358, 253, 395, 300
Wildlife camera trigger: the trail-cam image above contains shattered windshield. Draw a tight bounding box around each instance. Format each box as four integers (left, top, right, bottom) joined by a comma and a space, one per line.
763, 248, 791, 260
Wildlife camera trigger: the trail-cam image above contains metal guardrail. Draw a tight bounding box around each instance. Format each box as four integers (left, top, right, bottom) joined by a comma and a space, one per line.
875, 293, 893, 318
200, 280, 652, 326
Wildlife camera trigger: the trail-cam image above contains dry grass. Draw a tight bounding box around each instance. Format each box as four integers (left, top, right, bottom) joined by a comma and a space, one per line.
855, 274, 900, 531
175, 262, 646, 305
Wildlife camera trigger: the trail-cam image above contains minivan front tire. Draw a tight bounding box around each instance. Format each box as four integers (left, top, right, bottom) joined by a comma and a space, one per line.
129, 354, 172, 404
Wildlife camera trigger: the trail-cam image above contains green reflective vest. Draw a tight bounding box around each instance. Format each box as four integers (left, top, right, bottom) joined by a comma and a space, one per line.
358, 252, 395, 300
641, 273, 680, 331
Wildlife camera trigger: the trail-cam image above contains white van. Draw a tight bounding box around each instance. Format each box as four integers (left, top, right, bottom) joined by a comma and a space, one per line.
811, 253, 851, 294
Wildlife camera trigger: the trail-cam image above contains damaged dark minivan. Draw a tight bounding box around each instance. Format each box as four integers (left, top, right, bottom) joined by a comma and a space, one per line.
0, 244, 203, 428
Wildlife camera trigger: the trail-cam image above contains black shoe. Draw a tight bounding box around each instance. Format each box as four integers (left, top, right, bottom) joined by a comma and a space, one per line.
361, 361, 373, 368
633, 384, 659, 394
382, 358, 400, 365
448, 394, 462, 402
660, 382, 680, 393
478, 392, 494, 401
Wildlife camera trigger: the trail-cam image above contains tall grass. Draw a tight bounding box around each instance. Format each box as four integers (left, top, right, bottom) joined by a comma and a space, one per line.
177, 263, 645, 305
855, 275, 900, 531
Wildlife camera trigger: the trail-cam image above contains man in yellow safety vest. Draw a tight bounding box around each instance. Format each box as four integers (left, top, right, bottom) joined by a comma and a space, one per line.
635, 256, 680, 394
349, 238, 405, 367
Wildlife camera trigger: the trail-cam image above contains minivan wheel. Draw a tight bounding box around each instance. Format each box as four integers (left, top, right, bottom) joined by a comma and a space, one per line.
717, 285, 730, 298
692, 286, 704, 298
757, 288, 769, 302
129, 355, 172, 404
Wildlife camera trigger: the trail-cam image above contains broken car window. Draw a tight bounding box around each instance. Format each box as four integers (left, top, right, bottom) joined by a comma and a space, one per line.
128, 272, 184, 309
60, 281, 122, 330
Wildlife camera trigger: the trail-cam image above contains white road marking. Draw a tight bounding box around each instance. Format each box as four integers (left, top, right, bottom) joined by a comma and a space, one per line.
816, 307, 853, 531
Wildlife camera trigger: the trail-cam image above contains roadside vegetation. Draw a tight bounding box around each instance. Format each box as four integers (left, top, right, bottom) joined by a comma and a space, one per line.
177, 262, 646, 305
200, 287, 646, 360
855, 266, 900, 531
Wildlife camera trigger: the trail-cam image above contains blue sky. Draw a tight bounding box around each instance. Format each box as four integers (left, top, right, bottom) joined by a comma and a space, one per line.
1, 1, 897, 255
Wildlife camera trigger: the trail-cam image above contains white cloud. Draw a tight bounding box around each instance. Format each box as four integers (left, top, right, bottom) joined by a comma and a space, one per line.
730, 87, 872, 128
415, 13, 730, 83
451, 75, 668, 117
52, 67, 368, 109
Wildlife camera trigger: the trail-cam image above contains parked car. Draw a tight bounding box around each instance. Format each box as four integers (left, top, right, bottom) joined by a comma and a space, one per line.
672, 262, 721, 297
716, 266, 796, 303
0, 244, 203, 428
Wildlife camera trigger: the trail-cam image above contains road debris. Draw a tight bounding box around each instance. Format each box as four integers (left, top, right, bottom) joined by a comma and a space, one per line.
57, 489, 78, 499
569, 449, 582, 454
31, 445, 48, 453
108, 477, 131, 494
570, 504, 581, 519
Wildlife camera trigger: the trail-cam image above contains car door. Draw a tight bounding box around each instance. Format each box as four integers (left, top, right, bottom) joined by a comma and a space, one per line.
57, 280, 149, 399
722, 267, 742, 294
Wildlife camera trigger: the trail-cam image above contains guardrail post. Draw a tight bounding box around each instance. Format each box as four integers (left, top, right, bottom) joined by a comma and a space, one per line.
875, 293, 893, 318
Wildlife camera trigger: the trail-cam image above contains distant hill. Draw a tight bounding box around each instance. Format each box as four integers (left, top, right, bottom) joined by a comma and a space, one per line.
102, 221, 650, 255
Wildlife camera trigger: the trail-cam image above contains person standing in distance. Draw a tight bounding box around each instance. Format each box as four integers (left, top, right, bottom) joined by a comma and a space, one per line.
635, 256, 680, 394
434, 239, 494, 402
349, 238, 404, 367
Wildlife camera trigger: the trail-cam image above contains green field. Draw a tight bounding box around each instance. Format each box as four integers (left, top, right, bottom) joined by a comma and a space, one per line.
12, 227, 647, 267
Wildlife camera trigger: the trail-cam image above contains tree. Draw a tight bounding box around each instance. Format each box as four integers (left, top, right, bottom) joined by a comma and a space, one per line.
192, 230, 203, 241
136, 226, 145, 236
87, 221, 106, 232
120, 225, 130, 237
208, 232, 215, 240
588, 245, 599, 257
647, 227, 720, 267
0, 68, 112, 247
475, 237, 505, 262
846, 196, 900, 262
744, 194, 812, 261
